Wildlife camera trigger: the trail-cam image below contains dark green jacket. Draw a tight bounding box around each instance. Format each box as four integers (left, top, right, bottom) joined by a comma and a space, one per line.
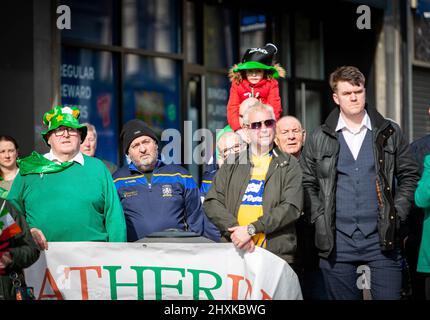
0, 199, 40, 300
204, 146, 303, 263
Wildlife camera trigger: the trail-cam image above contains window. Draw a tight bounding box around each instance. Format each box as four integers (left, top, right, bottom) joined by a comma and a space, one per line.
414, 6, 430, 64
122, 0, 181, 53
204, 5, 238, 69
123, 55, 181, 137
240, 11, 267, 55
185, 1, 201, 63
295, 12, 324, 80
60, 47, 119, 164
61, 0, 116, 46
295, 85, 322, 134
206, 73, 230, 135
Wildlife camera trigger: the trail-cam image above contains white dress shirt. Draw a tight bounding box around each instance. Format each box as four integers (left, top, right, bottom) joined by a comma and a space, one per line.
335, 111, 372, 160
44, 150, 85, 166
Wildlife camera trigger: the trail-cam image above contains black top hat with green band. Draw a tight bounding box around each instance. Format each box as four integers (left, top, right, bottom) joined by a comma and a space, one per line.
233, 43, 280, 78
41, 106, 87, 145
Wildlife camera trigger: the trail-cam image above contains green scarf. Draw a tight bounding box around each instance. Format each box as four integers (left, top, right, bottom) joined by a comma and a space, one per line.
0, 187, 7, 199
0, 171, 7, 198
17, 151, 74, 176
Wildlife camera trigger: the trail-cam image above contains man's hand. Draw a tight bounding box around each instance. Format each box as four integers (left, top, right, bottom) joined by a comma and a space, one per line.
236, 129, 250, 144
241, 239, 255, 253
228, 226, 255, 253
31, 228, 48, 250
0, 252, 12, 269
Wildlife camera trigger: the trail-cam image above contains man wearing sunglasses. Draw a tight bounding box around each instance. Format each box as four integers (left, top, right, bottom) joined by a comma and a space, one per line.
7, 106, 126, 250
204, 102, 303, 269
236, 97, 259, 144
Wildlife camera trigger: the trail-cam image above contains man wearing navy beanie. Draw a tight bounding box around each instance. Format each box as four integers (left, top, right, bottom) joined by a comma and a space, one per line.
113, 119, 219, 242
120, 119, 160, 155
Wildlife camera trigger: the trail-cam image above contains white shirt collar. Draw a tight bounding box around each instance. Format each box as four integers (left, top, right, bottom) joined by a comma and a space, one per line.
335, 110, 372, 134
44, 150, 85, 166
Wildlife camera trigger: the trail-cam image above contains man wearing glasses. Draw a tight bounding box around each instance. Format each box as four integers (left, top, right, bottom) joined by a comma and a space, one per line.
200, 130, 245, 199
204, 102, 303, 267
217, 131, 246, 165
200, 97, 257, 198
7, 106, 126, 250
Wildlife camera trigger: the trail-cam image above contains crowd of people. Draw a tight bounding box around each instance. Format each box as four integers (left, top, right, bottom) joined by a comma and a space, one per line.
0, 42, 429, 301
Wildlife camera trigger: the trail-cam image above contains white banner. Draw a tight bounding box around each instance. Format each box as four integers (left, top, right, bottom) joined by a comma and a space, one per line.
24, 242, 302, 300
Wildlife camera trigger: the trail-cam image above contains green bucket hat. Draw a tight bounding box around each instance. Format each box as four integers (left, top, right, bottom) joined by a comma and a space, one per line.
41, 106, 87, 145
233, 43, 279, 78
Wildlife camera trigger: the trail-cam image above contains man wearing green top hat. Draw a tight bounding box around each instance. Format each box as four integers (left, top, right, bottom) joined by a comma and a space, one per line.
7, 106, 126, 249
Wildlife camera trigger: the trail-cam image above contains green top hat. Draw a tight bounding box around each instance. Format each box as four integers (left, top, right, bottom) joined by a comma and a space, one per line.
41, 106, 87, 145
233, 43, 280, 78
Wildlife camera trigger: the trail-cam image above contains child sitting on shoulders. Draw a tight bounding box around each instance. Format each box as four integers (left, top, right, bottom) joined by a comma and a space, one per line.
227, 43, 286, 135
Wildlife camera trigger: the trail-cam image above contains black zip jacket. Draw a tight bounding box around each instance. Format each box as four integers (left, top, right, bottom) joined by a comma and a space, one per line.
300, 105, 420, 258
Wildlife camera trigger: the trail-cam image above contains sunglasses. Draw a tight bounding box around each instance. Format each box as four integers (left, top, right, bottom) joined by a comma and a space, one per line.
249, 119, 276, 130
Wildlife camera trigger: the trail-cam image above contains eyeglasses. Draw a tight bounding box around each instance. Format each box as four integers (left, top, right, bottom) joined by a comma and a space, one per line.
248, 119, 276, 130
220, 143, 244, 159
53, 127, 79, 137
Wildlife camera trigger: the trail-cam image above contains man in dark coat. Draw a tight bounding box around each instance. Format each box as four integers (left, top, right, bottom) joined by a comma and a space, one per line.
300, 66, 419, 300
204, 102, 303, 266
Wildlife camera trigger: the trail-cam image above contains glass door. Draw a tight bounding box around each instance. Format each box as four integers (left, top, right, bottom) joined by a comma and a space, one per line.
295, 82, 324, 133
185, 74, 203, 184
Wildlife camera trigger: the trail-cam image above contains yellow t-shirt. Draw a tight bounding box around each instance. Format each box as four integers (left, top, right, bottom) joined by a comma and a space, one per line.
237, 154, 272, 248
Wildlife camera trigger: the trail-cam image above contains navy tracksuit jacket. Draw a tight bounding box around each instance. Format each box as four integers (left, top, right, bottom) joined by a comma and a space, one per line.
113, 160, 219, 242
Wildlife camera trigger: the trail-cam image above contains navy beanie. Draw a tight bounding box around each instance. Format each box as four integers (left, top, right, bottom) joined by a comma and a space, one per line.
120, 119, 159, 154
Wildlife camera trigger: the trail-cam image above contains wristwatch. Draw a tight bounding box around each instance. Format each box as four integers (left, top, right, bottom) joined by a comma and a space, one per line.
247, 224, 256, 237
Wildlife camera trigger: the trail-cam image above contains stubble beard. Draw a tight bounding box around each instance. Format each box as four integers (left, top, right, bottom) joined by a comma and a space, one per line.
135, 156, 157, 172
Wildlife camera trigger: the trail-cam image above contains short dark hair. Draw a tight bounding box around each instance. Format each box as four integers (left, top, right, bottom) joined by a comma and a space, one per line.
0, 135, 19, 150
329, 66, 365, 92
